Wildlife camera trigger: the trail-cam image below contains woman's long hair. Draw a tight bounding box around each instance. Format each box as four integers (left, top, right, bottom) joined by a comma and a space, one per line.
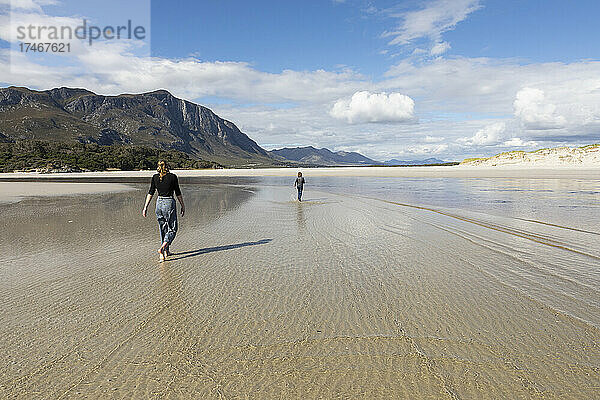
157, 160, 169, 180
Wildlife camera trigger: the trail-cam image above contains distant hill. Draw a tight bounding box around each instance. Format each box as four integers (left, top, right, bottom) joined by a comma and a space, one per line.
269, 146, 381, 166
0, 86, 275, 167
384, 157, 446, 165
460, 144, 600, 167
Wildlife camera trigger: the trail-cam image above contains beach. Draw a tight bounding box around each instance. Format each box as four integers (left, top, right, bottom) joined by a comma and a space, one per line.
1, 167, 599, 398
3, 164, 600, 180
0, 182, 135, 204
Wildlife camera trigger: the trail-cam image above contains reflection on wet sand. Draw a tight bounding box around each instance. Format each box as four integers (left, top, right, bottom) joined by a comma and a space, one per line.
0, 183, 254, 264
296, 202, 306, 231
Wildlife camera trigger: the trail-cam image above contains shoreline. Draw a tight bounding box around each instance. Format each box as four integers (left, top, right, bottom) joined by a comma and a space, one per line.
2, 165, 598, 204
1, 165, 600, 180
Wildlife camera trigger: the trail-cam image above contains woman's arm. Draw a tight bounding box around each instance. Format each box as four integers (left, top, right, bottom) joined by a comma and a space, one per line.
144, 175, 156, 217
142, 194, 153, 217
172, 175, 184, 216
176, 194, 185, 217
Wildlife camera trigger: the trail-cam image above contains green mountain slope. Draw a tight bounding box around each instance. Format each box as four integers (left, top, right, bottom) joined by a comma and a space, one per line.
0, 86, 276, 167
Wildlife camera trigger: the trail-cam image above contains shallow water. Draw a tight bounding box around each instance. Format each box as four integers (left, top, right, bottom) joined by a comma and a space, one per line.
242, 175, 600, 232
0, 176, 599, 398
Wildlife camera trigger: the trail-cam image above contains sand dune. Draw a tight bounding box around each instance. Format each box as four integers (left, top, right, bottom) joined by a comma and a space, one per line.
461, 144, 600, 167
0, 181, 598, 398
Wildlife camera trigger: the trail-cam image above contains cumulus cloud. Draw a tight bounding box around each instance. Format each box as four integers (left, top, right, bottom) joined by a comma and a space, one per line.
329, 91, 415, 124
514, 88, 566, 130
460, 122, 507, 146
383, 0, 481, 45
383, 58, 600, 137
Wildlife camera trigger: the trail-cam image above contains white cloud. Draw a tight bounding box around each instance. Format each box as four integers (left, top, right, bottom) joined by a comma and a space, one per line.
210, 55, 600, 157
0, 9, 81, 44
0, 0, 58, 12
383, 0, 481, 45
383, 58, 600, 136
424, 135, 445, 143
393, 143, 449, 157
514, 87, 566, 130
0, 47, 367, 104
503, 137, 537, 147
430, 41, 450, 56
461, 122, 507, 146
329, 91, 415, 124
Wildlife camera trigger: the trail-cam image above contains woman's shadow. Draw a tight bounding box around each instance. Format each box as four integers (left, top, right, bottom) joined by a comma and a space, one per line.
168, 238, 273, 261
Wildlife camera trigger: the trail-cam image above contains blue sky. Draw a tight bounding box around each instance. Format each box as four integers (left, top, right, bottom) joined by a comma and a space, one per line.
1, 0, 600, 160
151, 0, 388, 74
443, 0, 599, 61
150, 0, 600, 75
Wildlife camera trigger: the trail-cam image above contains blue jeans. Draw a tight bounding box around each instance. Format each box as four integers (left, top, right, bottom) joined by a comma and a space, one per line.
156, 197, 177, 249
297, 187, 303, 201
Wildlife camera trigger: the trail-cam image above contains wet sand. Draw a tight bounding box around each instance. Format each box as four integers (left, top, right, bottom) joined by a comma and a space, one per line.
0, 182, 134, 204
1, 181, 599, 398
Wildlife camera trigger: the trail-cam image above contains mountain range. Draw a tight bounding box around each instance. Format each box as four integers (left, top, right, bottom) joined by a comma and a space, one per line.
269, 146, 379, 166
0, 86, 448, 169
268, 147, 449, 166
383, 158, 446, 166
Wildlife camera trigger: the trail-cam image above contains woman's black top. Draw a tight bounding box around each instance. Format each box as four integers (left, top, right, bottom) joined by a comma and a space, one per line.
148, 173, 182, 197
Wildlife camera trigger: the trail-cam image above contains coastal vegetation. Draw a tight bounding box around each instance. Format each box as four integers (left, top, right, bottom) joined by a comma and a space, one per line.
0, 140, 221, 173
460, 144, 600, 167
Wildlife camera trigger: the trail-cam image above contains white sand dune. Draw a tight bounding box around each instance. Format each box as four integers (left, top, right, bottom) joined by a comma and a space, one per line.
461, 144, 600, 167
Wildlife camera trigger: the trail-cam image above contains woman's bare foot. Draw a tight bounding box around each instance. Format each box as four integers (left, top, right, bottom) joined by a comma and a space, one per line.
158, 242, 169, 262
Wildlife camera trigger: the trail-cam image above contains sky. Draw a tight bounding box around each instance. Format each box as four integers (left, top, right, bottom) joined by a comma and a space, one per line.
1, 0, 600, 161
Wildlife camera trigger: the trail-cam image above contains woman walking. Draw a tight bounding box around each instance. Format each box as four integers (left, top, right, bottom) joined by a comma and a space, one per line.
142, 161, 185, 262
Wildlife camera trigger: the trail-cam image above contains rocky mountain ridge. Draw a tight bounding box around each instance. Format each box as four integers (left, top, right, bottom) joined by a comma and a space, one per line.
384, 157, 446, 166
269, 146, 380, 166
0, 86, 272, 166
